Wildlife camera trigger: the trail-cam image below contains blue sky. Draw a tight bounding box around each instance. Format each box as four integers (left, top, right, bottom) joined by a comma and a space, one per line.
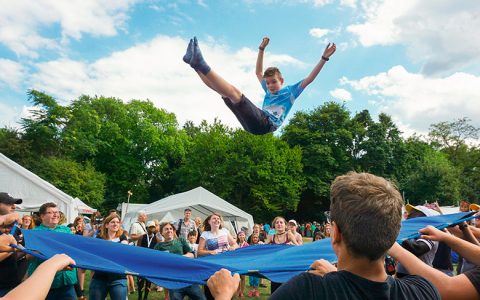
1, 0, 479, 140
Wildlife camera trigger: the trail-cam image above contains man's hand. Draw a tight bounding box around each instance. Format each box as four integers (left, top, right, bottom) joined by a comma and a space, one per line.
0, 234, 17, 252
322, 43, 336, 59
419, 225, 449, 242
308, 259, 337, 277
48, 254, 76, 272
207, 269, 240, 300
259, 37, 270, 50
0, 212, 20, 227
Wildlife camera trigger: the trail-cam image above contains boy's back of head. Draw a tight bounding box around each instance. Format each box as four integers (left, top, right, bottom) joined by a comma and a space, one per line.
330, 172, 403, 261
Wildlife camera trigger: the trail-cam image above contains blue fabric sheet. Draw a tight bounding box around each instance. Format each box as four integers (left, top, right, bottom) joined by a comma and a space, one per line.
22, 211, 475, 288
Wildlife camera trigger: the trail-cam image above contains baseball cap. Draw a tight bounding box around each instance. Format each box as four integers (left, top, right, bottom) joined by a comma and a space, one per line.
146, 220, 156, 227
470, 203, 480, 211
0, 193, 22, 205
288, 219, 297, 226
405, 204, 439, 217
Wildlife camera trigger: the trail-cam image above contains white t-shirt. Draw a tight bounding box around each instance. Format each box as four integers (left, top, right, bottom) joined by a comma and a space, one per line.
200, 228, 230, 254
129, 222, 147, 236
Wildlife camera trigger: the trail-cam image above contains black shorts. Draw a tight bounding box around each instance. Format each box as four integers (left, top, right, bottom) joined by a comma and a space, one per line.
222, 95, 277, 135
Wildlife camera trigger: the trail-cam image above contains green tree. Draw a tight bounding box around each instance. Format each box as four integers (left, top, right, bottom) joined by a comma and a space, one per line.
62, 96, 187, 208
400, 138, 461, 205
21, 90, 69, 156
428, 118, 480, 202
28, 157, 106, 208
176, 121, 304, 221
282, 102, 354, 220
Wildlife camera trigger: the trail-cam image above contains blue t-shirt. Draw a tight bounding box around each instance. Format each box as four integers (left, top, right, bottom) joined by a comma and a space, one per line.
261, 79, 304, 128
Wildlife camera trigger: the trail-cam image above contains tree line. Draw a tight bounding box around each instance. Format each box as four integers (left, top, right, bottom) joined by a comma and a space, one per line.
0, 90, 478, 222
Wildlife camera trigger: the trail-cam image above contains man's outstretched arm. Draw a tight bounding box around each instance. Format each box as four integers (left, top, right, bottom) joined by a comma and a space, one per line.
300, 43, 336, 90
256, 37, 269, 83
389, 242, 478, 300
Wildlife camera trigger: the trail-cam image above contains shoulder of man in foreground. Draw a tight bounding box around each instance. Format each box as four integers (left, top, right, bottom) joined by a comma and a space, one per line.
269, 271, 440, 300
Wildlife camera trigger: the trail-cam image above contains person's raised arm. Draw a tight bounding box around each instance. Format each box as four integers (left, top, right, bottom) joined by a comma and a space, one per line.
256, 37, 269, 83
227, 233, 238, 250
0, 213, 19, 227
389, 242, 477, 300
300, 43, 336, 90
287, 231, 299, 245
420, 225, 480, 265
0, 234, 16, 263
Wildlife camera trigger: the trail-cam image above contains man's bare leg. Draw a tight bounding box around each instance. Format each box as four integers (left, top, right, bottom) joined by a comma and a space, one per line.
184, 37, 242, 103
196, 71, 242, 103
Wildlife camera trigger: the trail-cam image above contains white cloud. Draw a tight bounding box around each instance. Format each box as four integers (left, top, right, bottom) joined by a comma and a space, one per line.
346, 0, 480, 75
340, 0, 356, 8
0, 0, 136, 58
29, 35, 304, 129
313, 0, 333, 6
309, 28, 331, 39
329, 88, 352, 101
0, 59, 25, 89
342, 65, 480, 135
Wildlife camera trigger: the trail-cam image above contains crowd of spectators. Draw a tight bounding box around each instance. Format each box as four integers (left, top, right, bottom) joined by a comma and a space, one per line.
1, 174, 480, 300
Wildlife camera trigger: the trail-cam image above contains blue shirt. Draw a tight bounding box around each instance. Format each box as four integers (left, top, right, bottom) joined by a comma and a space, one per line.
261, 79, 304, 127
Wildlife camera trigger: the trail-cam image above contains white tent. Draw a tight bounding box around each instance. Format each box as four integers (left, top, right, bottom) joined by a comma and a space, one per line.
122, 187, 254, 236
0, 153, 96, 222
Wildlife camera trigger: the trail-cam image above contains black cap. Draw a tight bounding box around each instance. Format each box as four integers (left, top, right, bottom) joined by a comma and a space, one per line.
0, 193, 22, 205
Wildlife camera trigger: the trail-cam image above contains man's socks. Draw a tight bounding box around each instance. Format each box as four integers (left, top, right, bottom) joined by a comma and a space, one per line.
183, 39, 194, 64
190, 37, 211, 75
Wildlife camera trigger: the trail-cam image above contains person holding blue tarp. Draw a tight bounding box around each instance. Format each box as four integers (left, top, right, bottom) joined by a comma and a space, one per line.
198, 213, 238, 300
389, 224, 480, 300
89, 213, 128, 300
207, 172, 441, 300
154, 222, 205, 300
27, 202, 78, 300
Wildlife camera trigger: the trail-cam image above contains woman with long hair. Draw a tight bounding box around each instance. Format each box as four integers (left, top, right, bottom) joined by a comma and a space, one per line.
198, 213, 238, 256
198, 213, 237, 300
72, 216, 88, 300
21, 215, 35, 230
265, 216, 298, 246
265, 216, 299, 295
88, 214, 128, 300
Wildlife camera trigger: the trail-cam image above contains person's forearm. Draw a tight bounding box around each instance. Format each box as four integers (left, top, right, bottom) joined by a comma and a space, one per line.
0, 252, 13, 262
3, 259, 60, 300
461, 226, 479, 246
468, 226, 480, 239
130, 234, 141, 241
301, 59, 327, 88
443, 233, 480, 265
255, 49, 264, 79
389, 243, 451, 296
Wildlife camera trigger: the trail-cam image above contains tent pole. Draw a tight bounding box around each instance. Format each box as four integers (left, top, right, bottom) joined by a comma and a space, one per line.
122, 190, 132, 222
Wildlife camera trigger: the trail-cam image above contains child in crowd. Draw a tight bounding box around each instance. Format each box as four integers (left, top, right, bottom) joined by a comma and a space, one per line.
183, 37, 336, 135
187, 230, 199, 258
237, 231, 249, 297
247, 234, 261, 297
313, 231, 325, 241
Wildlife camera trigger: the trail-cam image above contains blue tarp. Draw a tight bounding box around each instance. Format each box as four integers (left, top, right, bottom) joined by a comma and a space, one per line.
22, 211, 475, 288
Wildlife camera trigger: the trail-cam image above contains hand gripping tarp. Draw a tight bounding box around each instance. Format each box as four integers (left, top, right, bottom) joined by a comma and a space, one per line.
22, 211, 475, 288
